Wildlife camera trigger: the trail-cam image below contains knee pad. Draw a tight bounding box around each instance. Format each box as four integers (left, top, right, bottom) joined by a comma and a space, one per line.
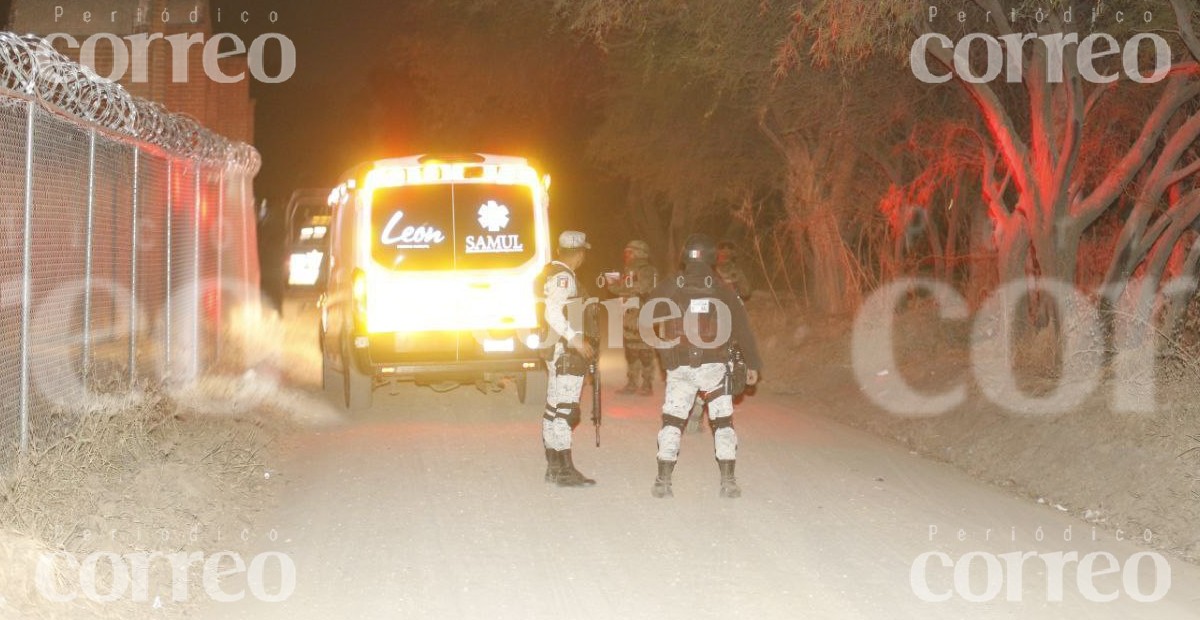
710, 415, 734, 430
556, 403, 582, 429
661, 414, 688, 431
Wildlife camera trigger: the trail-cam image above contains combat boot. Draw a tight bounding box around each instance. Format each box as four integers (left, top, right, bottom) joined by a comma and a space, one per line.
618, 378, 638, 395
718, 459, 741, 498
651, 459, 675, 498
544, 448, 562, 483
555, 450, 596, 487
637, 381, 653, 396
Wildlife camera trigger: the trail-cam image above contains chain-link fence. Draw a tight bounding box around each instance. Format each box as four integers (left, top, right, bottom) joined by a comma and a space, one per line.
0, 34, 261, 463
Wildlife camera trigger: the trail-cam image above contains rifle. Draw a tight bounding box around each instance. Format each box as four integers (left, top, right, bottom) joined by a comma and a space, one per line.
726, 341, 748, 397
584, 302, 602, 447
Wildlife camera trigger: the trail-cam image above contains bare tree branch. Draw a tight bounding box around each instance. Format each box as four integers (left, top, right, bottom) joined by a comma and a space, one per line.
1167, 158, 1200, 189
916, 19, 1033, 198
1102, 104, 1200, 287
972, 0, 1014, 38
1073, 75, 1200, 228
755, 106, 788, 159
1083, 82, 1114, 119
1170, 0, 1200, 63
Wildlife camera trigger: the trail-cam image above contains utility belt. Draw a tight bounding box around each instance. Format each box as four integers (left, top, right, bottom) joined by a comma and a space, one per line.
553, 346, 589, 376
660, 343, 749, 397
538, 328, 596, 368
537, 298, 599, 363
659, 345, 728, 371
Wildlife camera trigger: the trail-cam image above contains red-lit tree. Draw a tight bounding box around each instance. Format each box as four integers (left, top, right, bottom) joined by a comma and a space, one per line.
790, 0, 1200, 329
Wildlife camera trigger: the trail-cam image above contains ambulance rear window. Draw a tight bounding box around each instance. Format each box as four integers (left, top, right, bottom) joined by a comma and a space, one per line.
371, 183, 537, 271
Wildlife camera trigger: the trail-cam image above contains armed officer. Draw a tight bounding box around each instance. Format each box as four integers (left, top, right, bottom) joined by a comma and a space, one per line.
686, 240, 752, 432
606, 240, 659, 395
536, 230, 597, 487
644, 234, 762, 498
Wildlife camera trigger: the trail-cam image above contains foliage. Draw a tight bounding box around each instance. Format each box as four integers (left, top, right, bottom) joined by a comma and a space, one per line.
357, 0, 1200, 328
554, 1, 939, 309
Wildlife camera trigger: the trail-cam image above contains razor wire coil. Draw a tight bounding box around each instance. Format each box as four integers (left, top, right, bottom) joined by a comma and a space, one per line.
0, 32, 260, 173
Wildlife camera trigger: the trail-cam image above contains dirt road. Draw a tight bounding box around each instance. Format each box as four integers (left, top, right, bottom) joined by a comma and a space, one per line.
203, 352, 1200, 619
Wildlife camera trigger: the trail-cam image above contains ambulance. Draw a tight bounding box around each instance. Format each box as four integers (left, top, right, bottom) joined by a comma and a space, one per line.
280, 188, 332, 317
319, 154, 552, 410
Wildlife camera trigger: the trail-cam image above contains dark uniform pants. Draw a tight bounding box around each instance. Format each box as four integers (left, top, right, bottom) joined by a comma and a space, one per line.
624, 342, 656, 386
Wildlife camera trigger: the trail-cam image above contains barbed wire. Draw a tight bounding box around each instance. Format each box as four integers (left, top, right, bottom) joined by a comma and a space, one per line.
0, 32, 261, 173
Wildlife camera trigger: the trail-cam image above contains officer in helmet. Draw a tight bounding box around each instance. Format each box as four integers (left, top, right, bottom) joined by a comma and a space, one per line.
606, 240, 660, 395
642, 233, 762, 498
686, 239, 752, 432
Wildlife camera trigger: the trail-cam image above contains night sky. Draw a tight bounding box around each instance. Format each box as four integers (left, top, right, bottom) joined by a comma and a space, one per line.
209, 0, 412, 195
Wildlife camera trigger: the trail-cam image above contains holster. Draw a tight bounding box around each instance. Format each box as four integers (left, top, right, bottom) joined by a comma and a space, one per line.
728, 360, 748, 396
554, 349, 589, 376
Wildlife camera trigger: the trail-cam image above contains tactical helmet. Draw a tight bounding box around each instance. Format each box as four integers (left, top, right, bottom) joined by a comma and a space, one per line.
625, 239, 650, 259
681, 233, 717, 266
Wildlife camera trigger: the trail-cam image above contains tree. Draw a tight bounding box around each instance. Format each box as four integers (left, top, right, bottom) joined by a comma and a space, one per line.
791, 0, 1200, 334
561, 0, 928, 311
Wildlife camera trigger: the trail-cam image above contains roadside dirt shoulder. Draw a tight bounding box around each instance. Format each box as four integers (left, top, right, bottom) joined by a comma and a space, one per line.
751, 299, 1200, 564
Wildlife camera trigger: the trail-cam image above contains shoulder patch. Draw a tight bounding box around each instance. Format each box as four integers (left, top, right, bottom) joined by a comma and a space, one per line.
557, 275, 569, 288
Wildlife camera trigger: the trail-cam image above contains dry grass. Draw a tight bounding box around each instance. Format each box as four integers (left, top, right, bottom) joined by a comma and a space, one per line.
217, 302, 325, 389
0, 302, 342, 617
0, 384, 292, 618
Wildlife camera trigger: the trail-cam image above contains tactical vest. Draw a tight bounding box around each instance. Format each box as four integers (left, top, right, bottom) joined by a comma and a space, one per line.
659, 273, 730, 369
533, 262, 593, 355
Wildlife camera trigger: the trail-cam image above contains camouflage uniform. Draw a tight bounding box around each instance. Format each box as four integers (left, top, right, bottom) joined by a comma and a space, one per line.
607, 240, 659, 395
685, 244, 750, 432
645, 234, 763, 499
716, 243, 753, 299
542, 262, 585, 454
661, 363, 738, 460
536, 230, 596, 487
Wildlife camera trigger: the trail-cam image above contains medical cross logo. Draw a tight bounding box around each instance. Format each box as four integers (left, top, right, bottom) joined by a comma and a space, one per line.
477, 200, 510, 232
